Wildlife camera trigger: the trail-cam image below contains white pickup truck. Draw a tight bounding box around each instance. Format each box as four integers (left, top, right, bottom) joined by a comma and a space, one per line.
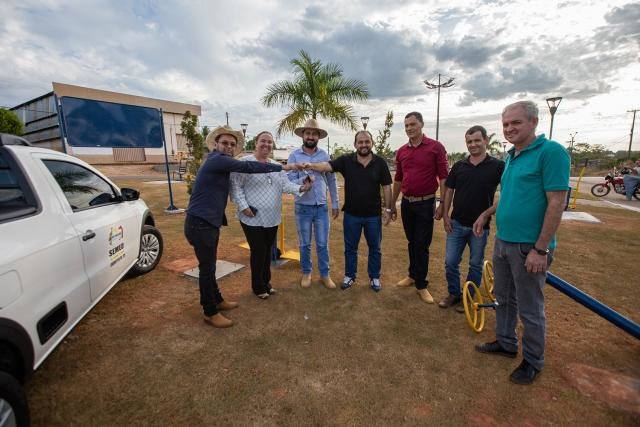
0, 133, 163, 426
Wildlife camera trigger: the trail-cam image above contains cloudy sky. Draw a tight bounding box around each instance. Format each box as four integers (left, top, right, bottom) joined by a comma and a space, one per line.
1, 0, 639, 153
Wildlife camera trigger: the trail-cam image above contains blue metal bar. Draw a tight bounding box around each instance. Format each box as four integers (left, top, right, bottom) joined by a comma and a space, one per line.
546, 272, 640, 340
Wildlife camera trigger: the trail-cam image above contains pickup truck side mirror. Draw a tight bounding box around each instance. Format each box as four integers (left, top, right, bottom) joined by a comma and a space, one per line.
120, 188, 140, 201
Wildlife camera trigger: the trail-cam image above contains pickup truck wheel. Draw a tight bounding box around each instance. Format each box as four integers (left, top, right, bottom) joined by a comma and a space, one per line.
129, 225, 163, 276
0, 371, 29, 427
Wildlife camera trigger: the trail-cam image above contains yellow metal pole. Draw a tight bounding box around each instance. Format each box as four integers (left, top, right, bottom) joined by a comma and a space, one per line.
279, 201, 285, 252
570, 167, 586, 210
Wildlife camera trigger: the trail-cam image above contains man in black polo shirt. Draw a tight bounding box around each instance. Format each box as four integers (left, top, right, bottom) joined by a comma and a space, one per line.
304, 130, 393, 292
439, 125, 505, 309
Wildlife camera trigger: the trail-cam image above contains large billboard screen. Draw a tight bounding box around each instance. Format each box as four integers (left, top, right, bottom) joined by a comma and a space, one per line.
59, 96, 163, 148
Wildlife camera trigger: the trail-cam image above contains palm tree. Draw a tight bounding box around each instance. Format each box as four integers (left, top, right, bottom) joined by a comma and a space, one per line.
262, 50, 369, 137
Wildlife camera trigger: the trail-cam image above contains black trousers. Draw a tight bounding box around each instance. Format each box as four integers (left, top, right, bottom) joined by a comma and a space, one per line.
240, 222, 278, 295
184, 214, 223, 316
400, 198, 435, 290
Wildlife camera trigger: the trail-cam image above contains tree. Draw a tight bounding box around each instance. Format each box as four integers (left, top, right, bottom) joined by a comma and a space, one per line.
486, 132, 503, 156
262, 50, 369, 137
447, 152, 467, 164
571, 142, 611, 168
180, 111, 206, 194
374, 110, 394, 159
331, 145, 353, 159
0, 108, 24, 136
201, 125, 210, 140
244, 136, 257, 151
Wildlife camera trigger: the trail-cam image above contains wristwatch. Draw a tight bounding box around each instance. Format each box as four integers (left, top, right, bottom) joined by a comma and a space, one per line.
532, 246, 549, 256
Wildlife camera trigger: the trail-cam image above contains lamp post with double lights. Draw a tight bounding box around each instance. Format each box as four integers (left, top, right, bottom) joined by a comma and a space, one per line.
360, 116, 369, 130
545, 97, 562, 140
424, 73, 455, 141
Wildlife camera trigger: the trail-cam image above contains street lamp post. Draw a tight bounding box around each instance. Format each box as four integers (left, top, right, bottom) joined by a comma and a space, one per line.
568, 131, 577, 169
360, 116, 369, 130
546, 97, 562, 140
240, 123, 248, 150
424, 73, 455, 141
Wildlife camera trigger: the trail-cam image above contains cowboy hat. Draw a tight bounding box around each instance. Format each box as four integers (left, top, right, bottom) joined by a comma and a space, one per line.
294, 118, 328, 139
205, 125, 245, 151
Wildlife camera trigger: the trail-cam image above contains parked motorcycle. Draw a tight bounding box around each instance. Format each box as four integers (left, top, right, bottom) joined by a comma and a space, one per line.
590, 168, 640, 200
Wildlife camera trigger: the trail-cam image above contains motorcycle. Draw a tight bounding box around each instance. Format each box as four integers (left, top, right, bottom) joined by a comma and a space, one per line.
590, 167, 640, 200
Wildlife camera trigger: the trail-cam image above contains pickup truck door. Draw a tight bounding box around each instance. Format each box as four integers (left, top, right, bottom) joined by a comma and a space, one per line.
38, 157, 140, 301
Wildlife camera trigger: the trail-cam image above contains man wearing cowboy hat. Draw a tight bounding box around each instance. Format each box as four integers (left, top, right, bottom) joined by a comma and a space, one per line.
185, 125, 301, 328
287, 118, 339, 289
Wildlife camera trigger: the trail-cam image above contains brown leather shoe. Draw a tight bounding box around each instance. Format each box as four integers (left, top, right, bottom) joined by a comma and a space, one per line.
217, 300, 239, 311
438, 294, 461, 308
300, 274, 312, 288
396, 276, 415, 287
203, 313, 233, 328
320, 276, 336, 289
417, 288, 434, 304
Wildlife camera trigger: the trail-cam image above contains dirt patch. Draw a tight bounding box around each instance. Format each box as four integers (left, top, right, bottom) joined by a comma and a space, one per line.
162, 257, 197, 273
562, 363, 640, 415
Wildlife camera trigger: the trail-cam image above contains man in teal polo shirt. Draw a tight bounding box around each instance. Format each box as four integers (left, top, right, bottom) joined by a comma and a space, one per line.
473, 101, 570, 385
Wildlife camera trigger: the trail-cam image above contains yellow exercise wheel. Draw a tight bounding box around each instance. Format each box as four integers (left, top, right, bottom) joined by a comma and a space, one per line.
482, 260, 494, 294
462, 280, 485, 333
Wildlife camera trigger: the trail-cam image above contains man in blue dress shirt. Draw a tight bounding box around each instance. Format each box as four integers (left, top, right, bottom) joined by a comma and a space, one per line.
287, 119, 339, 289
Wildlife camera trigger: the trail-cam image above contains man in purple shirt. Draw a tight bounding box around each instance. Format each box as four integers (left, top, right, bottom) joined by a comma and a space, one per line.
391, 112, 449, 303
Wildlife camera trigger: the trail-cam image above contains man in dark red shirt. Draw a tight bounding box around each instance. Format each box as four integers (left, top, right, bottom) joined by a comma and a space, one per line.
391, 111, 449, 303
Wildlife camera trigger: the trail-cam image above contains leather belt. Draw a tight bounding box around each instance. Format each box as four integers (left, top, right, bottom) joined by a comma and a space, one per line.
403, 194, 435, 202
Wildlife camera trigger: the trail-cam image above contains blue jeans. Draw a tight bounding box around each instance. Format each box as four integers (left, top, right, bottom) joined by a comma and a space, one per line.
444, 219, 488, 297
623, 174, 640, 200
343, 213, 382, 280
295, 204, 330, 276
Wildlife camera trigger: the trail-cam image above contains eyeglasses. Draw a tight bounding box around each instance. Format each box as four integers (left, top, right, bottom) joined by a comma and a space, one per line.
218, 140, 237, 147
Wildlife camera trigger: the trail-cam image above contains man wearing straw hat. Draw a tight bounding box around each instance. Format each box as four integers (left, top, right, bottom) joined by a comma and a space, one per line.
287, 119, 339, 289
185, 125, 301, 328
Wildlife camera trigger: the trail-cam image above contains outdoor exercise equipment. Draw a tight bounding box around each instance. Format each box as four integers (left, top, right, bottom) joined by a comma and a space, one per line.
462, 261, 497, 332
462, 262, 640, 340
568, 167, 586, 210
546, 272, 640, 340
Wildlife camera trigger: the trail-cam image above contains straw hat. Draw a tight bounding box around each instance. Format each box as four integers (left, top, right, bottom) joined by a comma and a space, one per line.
205, 125, 245, 151
294, 118, 328, 139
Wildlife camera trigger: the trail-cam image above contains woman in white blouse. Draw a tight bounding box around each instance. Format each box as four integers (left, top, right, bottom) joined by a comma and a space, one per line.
230, 131, 312, 299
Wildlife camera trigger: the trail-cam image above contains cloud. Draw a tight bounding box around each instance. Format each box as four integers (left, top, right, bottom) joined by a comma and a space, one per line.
459, 65, 563, 106
235, 16, 435, 98
434, 35, 505, 68
595, 2, 640, 47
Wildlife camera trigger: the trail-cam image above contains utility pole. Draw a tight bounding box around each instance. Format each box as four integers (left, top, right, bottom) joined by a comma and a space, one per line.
225, 112, 229, 126
628, 109, 638, 160
568, 131, 577, 169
